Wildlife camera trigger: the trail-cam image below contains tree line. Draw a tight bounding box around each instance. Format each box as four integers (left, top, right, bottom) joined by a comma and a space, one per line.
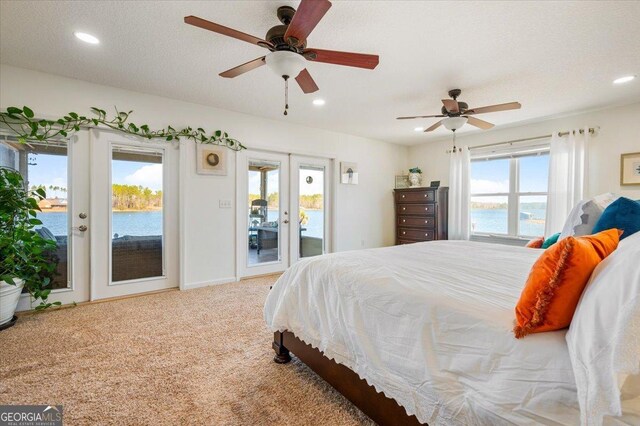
112, 184, 162, 210
249, 193, 323, 209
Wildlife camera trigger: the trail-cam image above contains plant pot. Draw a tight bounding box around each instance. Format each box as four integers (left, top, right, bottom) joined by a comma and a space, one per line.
408, 172, 422, 187
0, 278, 24, 326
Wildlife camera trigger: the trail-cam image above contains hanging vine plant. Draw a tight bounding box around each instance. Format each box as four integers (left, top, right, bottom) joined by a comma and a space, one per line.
0, 106, 245, 150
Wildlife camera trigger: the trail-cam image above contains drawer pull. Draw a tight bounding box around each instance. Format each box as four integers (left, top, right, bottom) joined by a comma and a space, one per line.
425, 207, 428, 211
401, 194, 405, 198
425, 220, 428, 224
402, 219, 406, 223
424, 194, 427, 197
425, 233, 428, 237
402, 231, 406, 235
402, 207, 406, 211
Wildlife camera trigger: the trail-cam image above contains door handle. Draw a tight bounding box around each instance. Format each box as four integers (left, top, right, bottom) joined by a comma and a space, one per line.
283, 219, 289, 224
73, 225, 88, 232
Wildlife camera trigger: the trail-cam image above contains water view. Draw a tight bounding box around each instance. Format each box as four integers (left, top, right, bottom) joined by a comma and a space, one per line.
471, 207, 546, 237
37, 211, 164, 237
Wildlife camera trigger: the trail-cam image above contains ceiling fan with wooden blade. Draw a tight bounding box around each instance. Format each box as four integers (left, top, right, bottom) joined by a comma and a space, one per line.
184, 0, 379, 115
397, 89, 521, 132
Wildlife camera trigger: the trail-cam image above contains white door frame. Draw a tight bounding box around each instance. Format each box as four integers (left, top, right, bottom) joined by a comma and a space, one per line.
289, 155, 333, 264
236, 149, 290, 278
15, 132, 91, 311
236, 149, 335, 279
89, 129, 179, 300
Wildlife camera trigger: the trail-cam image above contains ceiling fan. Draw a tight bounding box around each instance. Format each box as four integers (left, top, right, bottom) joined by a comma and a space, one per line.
397, 89, 521, 132
184, 0, 379, 115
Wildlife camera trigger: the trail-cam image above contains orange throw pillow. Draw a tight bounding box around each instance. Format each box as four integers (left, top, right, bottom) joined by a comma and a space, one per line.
526, 237, 544, 248
514, 228, 621, 338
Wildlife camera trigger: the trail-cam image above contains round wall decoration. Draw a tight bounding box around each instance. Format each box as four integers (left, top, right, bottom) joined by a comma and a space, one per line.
206, 153, 220, 166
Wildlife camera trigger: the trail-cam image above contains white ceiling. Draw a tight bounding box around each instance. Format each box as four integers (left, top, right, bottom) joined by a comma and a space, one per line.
1, 1, 639, 145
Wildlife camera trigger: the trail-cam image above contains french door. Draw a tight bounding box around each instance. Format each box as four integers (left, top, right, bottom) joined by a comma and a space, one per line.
236, 150, 332, 278
89, 130, 179, 300
6, 128, 179, 310
5, 131, 90, 311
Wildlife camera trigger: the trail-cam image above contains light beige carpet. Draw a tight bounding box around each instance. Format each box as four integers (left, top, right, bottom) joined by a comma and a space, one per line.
0, 276, 374, 425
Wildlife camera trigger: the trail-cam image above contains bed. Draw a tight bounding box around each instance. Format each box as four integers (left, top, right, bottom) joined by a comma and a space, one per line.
264, 239, 640, 425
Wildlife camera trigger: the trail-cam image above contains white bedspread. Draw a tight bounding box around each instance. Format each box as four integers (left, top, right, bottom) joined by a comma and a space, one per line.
264, 241, 583, 425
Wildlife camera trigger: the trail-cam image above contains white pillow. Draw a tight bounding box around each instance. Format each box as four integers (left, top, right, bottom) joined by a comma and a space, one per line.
559, 193, 619, 240
566, 231, 640, 425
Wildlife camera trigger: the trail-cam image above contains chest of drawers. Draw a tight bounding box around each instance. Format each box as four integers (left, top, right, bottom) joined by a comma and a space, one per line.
394, 187, 448, 245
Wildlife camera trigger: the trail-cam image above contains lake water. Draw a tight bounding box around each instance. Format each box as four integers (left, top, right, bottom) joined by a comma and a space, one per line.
40, 209, 539, 240
38, 210, 325, 239
37, 211, 164, 238
266, 210, 324, 238
471, 208, 546, 237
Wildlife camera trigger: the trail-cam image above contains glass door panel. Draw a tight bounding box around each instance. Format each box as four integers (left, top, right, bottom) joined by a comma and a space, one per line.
2, 132, 91, 310
290, 156, 331, 264
1, 139, 70, 289
90, 130, 178, 301
298, 165, 325, 258
111, 148, 164, 282
248, 160, 281, 265
237, 150, 289, 278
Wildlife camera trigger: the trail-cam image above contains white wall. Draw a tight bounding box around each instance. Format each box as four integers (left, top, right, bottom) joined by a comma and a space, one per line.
0, 64, 408, 289
409, 102, 640, 200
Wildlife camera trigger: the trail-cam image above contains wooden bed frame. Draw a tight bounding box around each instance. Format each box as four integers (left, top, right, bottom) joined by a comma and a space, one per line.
273, 331, 424, 426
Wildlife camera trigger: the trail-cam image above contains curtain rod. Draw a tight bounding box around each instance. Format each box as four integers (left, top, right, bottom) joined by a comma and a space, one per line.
470, 127, 597, 151
446, 127, 598, 153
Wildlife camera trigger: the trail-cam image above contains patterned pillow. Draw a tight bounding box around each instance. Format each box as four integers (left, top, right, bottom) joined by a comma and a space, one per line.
559, 193, 619, 239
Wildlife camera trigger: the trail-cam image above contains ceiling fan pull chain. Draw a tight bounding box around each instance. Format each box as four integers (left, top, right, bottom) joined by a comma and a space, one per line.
452, 130, 457, 152
283, 75, 289, 116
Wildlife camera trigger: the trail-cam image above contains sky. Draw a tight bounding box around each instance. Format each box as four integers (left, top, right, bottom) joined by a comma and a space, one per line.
471, 154, 549, 203
28, 153, 163, 198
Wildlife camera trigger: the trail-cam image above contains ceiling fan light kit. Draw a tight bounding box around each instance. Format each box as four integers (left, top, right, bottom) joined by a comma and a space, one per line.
397, 89, 522, 135
265, 51, 306, 78
184, 0, 379, 116
443, 117, 468, 131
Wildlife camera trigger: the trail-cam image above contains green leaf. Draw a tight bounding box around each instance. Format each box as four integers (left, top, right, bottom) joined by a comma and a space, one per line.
69, 112, 78, 119
6, 106, 22, 114
23, 106, 34, 118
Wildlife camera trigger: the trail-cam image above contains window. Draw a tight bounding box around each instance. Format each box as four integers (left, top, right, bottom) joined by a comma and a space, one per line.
470, 147, 549, 238
1, 138, 70, 289
111, 147, 164, 282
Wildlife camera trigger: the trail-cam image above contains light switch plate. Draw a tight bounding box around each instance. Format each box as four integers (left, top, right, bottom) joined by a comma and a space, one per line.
219, 199, 232, 208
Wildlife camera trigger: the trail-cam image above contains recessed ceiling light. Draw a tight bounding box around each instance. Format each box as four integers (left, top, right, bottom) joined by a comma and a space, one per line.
74, 32, 100, 45
312, 99, 325, 106
613, 75, 636, 84
414, 127, 424, 132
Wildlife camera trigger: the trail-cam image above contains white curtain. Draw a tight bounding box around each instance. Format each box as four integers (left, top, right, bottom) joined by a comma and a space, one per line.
544, 129, 589, 237
448, 146, 471, 240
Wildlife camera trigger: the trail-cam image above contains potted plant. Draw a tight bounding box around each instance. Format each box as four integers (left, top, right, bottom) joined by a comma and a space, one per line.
0, 167, 59, 328
408, 167, 423, 187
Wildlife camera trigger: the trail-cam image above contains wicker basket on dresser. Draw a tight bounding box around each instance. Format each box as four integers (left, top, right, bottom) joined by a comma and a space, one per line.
394, 187, 449, 244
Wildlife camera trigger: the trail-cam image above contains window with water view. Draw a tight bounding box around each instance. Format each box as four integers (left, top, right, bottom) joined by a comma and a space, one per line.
111, 148, 164, 282
0, 139, 69, 289
470, 153, 549, 238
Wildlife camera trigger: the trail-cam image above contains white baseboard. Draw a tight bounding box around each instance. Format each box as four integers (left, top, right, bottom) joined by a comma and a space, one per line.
183, 277, 238, 290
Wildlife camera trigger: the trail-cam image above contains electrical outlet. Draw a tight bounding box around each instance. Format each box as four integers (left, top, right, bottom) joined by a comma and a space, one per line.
219, 199, 232, 208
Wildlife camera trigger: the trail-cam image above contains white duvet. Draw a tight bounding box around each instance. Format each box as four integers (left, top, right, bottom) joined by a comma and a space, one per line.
265, 241, 584, 425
